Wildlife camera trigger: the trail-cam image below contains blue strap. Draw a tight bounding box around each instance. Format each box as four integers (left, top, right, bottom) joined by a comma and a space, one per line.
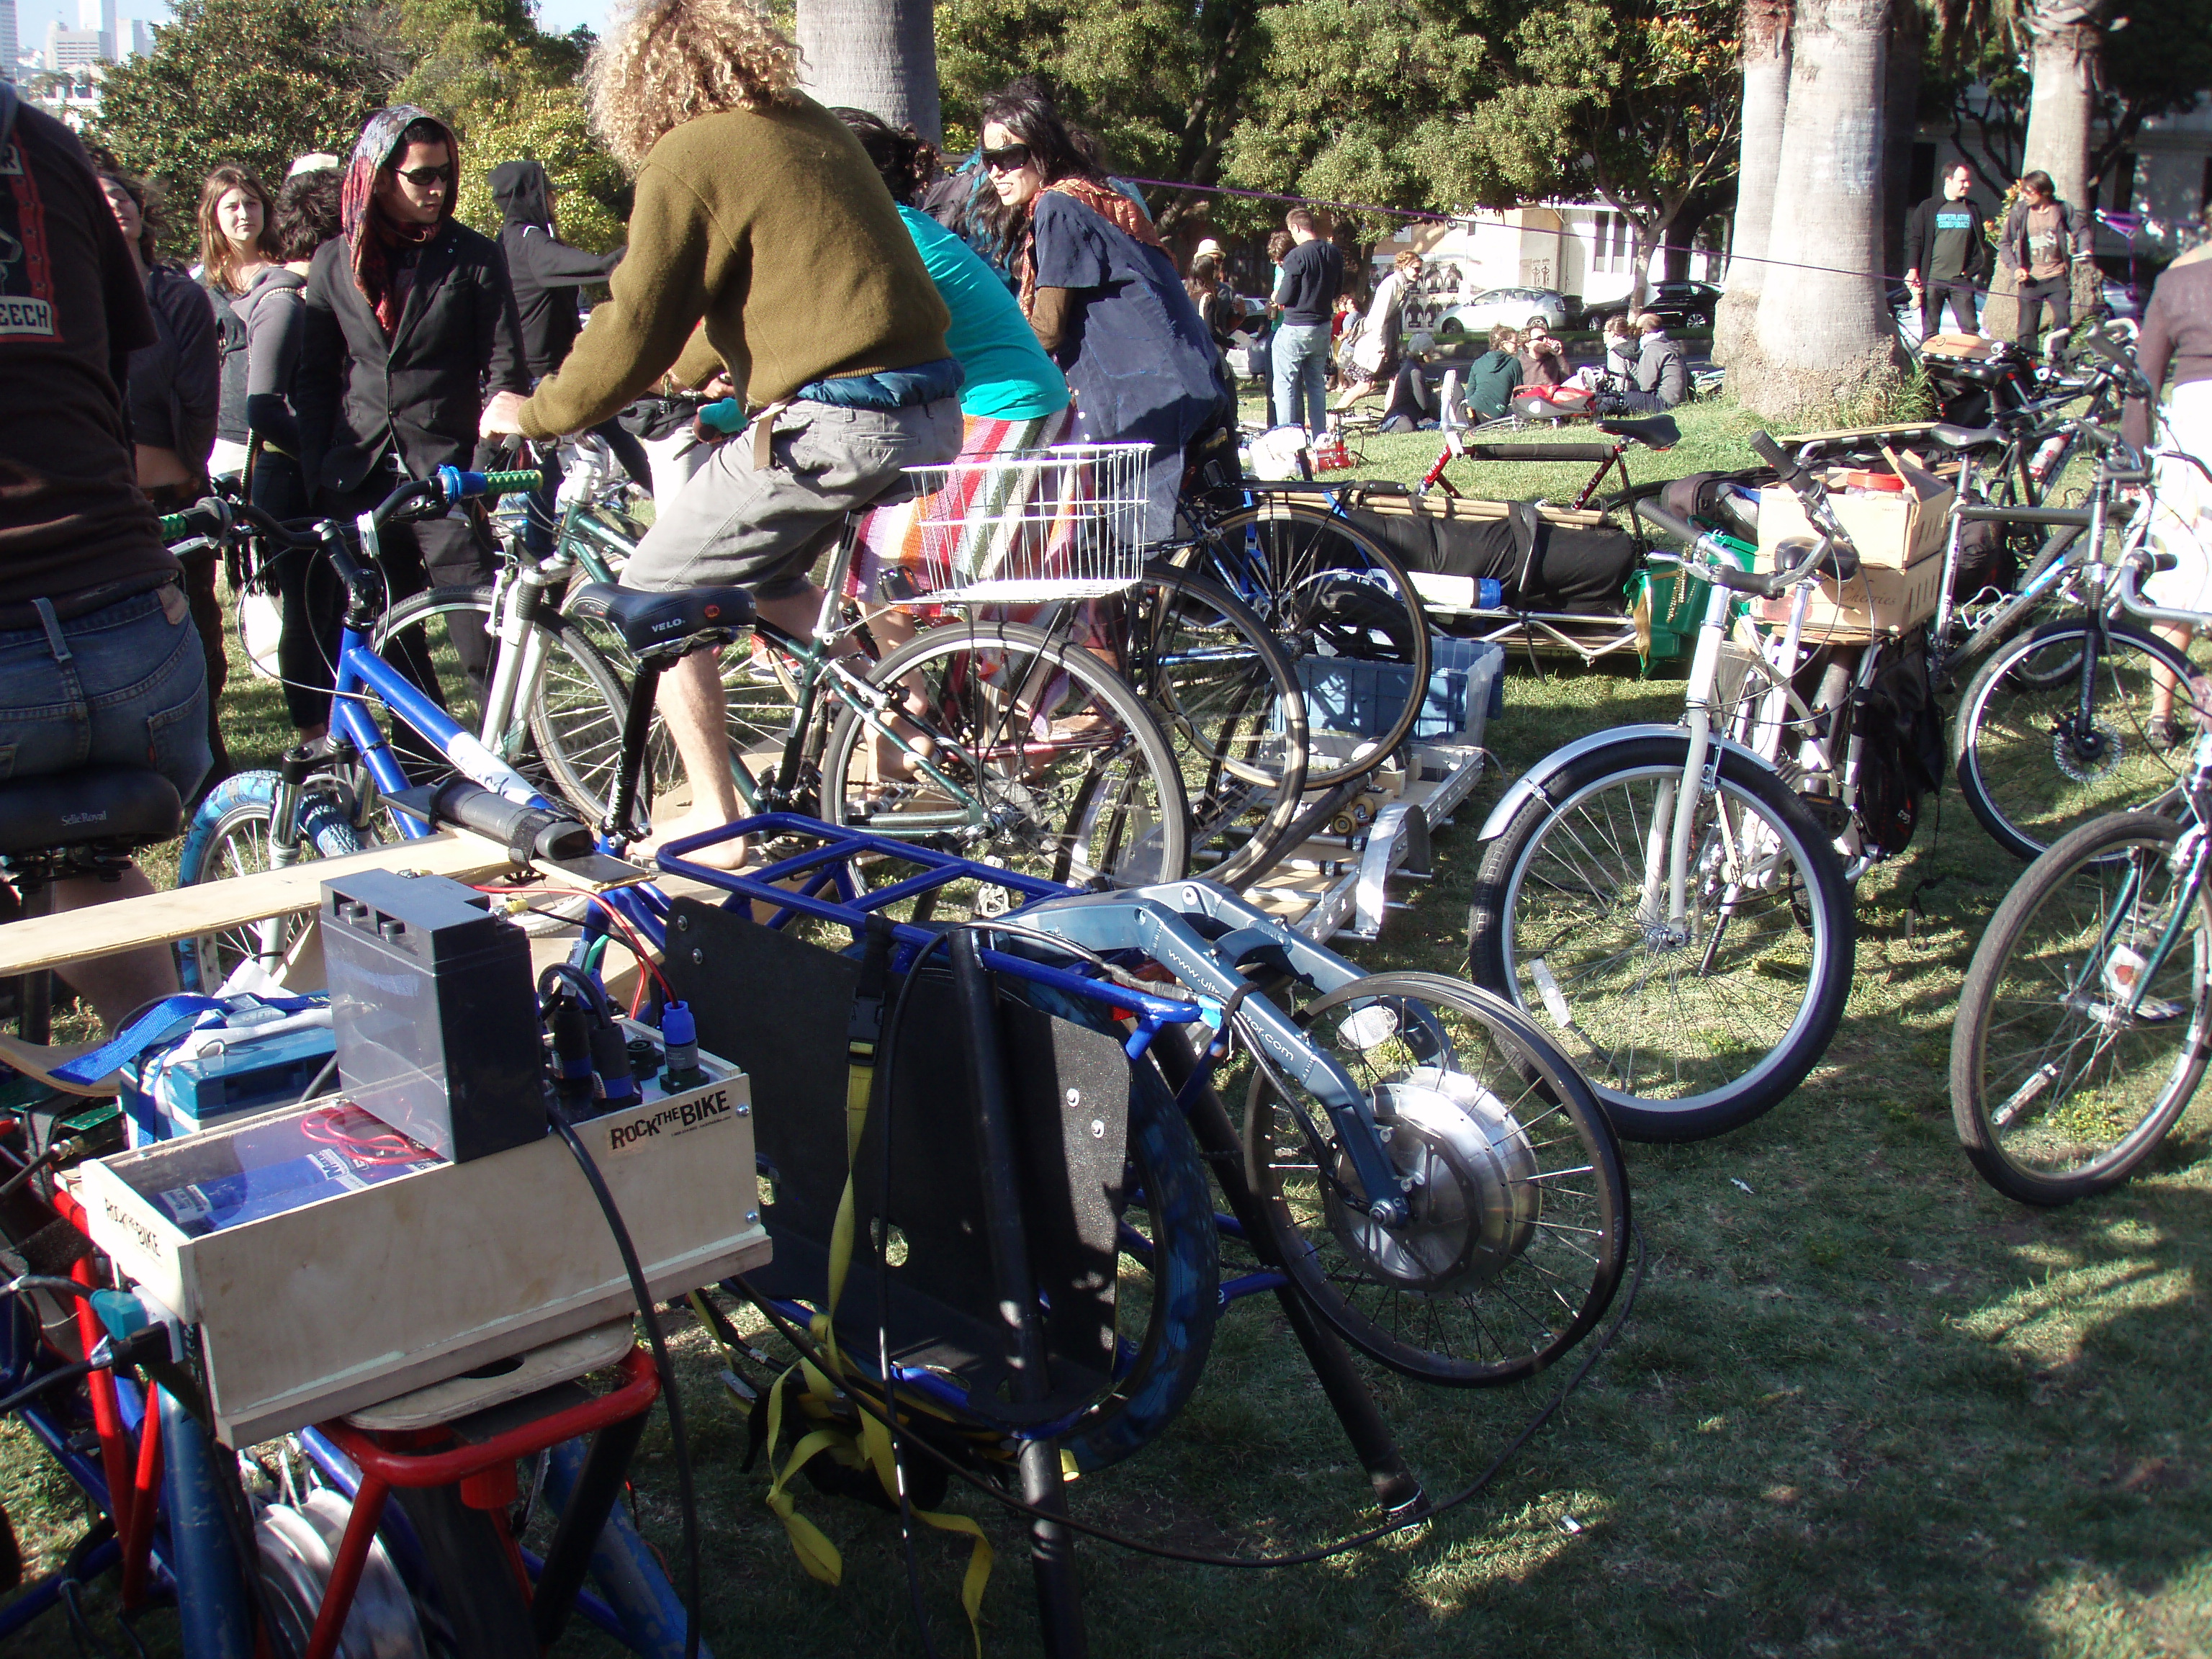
49, 993, 326, 1087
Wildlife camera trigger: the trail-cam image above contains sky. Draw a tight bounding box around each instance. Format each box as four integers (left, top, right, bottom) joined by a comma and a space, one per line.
14, 0, 611, 58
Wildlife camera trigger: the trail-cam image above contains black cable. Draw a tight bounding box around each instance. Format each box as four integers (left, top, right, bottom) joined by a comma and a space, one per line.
293, 1054, 339, 1109
732, 1218, 1647, 1571
0, 1147, 62, 1201
0, 1354, 101, 1416
549, 1113, 701, 1659
538, 961, 619, 1028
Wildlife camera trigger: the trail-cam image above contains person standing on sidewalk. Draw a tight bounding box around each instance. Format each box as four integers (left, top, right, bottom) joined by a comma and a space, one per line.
1999, 170, 2090, 356
1905, 161, 1989, 339
1271, 207, 1342, 441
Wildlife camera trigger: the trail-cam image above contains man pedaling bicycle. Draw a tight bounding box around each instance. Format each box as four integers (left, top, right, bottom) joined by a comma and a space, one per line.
0, 84, 212, 1032
480, 0, 963, 868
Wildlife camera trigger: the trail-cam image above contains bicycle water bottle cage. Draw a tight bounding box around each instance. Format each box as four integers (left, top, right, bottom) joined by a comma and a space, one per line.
566, 583, 756, 656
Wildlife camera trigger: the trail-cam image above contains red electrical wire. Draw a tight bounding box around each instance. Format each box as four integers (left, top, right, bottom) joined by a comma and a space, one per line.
472, 884, 676, 1001
300, 1102, 432, 1164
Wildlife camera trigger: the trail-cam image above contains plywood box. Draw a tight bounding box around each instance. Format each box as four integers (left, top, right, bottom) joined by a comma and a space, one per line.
82, 1030, 767, 1444
1751, 544, 1944, 637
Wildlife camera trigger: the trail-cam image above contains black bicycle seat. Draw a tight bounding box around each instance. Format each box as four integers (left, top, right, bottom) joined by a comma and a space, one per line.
0, 768, 181, 860
567, 583, 755, 655
1596, 415, 1681, 449
1926, 422, 2008, 450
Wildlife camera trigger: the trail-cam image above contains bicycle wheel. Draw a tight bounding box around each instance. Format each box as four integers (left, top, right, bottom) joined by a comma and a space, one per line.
818, 619, 1189, 889
1244, 971, 1630, 1385
1118, 566, 1308, 888
1182, 497, 1430, 790
1951, 811, 2212, 1205
1467, 734, 1856, 1141
175, 771, 374, 993
1954, 618, 2203, 862
387, 1483, 536, 1658
374, 586, 634, 822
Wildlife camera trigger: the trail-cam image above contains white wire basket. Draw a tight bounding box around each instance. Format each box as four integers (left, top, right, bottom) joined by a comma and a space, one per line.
904, 442, 1150, 603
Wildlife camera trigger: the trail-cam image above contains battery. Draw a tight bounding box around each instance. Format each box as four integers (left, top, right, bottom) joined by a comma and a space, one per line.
321, 870, 547, 1163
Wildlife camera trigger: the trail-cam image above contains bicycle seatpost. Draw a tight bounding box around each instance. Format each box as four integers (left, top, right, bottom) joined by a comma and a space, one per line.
602, 647, 678, 845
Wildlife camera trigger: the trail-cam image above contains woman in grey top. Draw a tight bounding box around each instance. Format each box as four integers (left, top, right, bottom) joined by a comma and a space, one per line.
199, 163, 310, 521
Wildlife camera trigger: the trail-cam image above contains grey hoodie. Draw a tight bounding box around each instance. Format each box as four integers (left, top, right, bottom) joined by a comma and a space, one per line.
209, 263, 308, 451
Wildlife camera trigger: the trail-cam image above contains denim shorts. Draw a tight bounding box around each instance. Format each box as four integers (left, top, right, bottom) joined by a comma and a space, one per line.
0, 582, 212, 801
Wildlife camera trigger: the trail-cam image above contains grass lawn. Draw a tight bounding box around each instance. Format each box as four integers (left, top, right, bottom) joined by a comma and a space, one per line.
9, 398, 2210, 1657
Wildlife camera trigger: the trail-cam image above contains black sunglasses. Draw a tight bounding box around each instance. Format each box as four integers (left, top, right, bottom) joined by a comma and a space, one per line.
395, 164, 454, 188
980, 144, 1033, 175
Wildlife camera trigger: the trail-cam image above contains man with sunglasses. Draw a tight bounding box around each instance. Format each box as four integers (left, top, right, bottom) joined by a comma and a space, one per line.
296, 105, 528, 716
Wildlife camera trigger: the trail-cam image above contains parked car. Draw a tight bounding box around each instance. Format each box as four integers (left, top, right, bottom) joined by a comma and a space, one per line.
1434, 287, 1574, 339
1583, 280, 1725, 331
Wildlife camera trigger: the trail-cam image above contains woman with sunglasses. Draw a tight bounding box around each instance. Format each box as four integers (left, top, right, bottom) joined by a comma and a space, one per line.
295, 105, 530, 724
974, 77, 1233, 538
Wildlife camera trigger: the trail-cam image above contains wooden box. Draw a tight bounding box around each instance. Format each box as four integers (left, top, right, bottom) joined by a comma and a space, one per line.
1752, 544, 1944, 638
81, 1032, 767, 1444
1757, 474, 1954, 571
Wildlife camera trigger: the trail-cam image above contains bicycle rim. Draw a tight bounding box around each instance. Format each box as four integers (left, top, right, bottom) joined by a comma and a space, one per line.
175, 773, 371, 992
1471, 741, 1853, 1139
818, 619, 1189, 891
1953, 811, 2212, 1204
1956, 619, 2204, 861
1244, 971, 1630, 1384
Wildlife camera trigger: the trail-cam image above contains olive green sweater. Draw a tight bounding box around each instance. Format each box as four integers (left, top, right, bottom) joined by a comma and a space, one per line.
517, 95, 950, 439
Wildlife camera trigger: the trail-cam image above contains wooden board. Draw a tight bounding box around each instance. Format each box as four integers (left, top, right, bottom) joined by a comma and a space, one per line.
1777, 421, 1941, 445
0, 830, 519, 979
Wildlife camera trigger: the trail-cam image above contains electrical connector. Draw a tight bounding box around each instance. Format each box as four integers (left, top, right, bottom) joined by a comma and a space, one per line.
659, 1001, 706, 1091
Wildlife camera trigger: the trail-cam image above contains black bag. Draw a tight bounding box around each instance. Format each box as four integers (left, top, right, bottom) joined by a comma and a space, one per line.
1346, 501, 1639, 615
1846, 632, 1946, 856
1951, 516, 2018, 602
617, 394, 703, 442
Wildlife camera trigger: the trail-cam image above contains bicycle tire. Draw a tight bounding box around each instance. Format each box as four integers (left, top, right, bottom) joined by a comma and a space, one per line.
374, 586, 634, 822
1951, 810, 2212, 1205
817, 619, 1190, 890
1119, 565, 1309, 887
1954, 617, 2200, 862
1244, 971, 1631, 1385
175, 771, 373, 993
1181, 497, 1430, 791
388, 1483, 536, 1658
1467, 734, 1856, 1141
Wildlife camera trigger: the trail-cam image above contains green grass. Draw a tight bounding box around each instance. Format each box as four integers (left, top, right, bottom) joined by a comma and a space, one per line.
9, 399, 2211, 1657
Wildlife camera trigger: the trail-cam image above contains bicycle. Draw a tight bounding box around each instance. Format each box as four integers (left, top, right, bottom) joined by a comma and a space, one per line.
1950, 538, 2212, 1204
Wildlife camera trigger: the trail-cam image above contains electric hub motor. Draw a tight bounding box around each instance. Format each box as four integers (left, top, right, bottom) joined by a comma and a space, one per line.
1327, 1066, 1542, 1292
256, 1489, 428, 1658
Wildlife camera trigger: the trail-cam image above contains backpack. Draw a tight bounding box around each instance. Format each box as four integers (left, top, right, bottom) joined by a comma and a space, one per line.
1841, 631, 1946, 856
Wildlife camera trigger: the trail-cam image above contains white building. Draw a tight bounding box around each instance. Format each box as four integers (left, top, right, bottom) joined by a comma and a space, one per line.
1374, 203, 1723, 324
45, 22, 106, 68
0, 0, 18, 82
79, 0, 114, 59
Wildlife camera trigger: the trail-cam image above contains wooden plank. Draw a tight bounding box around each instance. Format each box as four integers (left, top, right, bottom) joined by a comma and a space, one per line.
0, 830, 519, 979
1777, 421, 1941, 445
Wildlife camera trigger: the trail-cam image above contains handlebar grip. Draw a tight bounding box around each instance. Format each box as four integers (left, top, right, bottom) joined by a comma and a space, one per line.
157, 498, 230, 544
1635, 500, 1702, 546
1746, 430, 1795, 477
478, 469, 545, 495
431, 466, 545, 505
427, 780, 594, 863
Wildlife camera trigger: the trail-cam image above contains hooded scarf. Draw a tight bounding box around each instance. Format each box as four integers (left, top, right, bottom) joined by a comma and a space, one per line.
341, 105, 459, 340
487, 159, 552, 232
1016, 176, 1166, 317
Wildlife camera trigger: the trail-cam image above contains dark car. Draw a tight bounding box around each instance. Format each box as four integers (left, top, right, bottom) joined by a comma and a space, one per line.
1584, 280, 1725, 331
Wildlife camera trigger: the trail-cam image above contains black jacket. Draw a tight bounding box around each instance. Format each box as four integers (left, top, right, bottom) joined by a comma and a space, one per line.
295, 220, 529, 497
1903, 193, 1989, 282
489, 160, 621, 379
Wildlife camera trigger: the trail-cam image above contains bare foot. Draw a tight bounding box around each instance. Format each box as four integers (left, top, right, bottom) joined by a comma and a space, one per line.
631, 806, 750, 871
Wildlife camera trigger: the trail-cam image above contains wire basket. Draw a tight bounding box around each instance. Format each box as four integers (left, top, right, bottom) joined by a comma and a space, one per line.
904, 442, 1150, 603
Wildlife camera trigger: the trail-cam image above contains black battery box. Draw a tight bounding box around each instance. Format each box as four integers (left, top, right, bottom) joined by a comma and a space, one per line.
321, 870, 546, 1163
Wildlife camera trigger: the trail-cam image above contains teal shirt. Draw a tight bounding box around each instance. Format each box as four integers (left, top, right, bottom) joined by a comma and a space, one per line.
898, 205, 1069, 422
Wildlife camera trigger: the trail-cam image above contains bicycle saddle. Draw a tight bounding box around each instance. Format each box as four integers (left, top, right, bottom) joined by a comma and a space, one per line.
1596, 415, 1681, 450
0, 768, 181, 859
567, 583, 755, 655
1925, 422, 2008, 450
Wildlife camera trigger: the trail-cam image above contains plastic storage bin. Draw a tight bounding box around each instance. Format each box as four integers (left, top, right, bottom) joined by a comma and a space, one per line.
1299, 637, 1505, 743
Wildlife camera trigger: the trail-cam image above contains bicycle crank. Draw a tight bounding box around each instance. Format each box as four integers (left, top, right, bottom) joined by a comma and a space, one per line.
1326, 1069, 1541, 1292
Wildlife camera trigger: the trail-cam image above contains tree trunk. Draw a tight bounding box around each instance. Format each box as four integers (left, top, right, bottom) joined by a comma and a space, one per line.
795, 0, 941, 145
1880, 3, 1924, 284
1740, 0, 1906, 421
1713, 0, 1792, 368
2020, 0, 2102, 210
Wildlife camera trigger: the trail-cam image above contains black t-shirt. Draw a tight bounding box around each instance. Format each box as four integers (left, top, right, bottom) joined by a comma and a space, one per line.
1274, 239, 1344, 327
0, 101, 174, 603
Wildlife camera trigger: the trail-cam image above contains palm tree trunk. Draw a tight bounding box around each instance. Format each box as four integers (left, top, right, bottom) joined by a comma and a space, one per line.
1881, 4, 1925, 283
2021, 0, 2102, 208
1713, 0, 1792, 368
1741, 0, 1907, 421
796, 0, 943, 144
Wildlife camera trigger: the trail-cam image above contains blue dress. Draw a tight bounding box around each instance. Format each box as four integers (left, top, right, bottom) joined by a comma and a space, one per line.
1030, 192, 1233, 538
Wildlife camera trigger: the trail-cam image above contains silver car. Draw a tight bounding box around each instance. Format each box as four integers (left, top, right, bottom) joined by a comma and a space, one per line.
1434, 286, 1573, 339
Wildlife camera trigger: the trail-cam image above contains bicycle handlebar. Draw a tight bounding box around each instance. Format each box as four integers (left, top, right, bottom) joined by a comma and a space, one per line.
1635, 500, 1836, 598
2115, 544, 2212, 630
159, 467, 545, 554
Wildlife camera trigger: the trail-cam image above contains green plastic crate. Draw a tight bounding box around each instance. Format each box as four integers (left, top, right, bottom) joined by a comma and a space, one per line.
1630, 533, 1756, 671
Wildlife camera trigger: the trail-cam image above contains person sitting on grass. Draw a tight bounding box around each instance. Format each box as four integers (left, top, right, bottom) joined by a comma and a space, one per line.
1466, 323, 1523, 422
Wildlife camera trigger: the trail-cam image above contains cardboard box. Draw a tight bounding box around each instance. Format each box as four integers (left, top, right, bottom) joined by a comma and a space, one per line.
1752, 544, 1944, 637
1758, 473, 1954, 571
82, 1028, 768, 1443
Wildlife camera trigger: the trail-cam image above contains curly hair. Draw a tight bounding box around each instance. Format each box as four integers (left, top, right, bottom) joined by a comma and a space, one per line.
197, 163, 276, 293
271, 166, 343, 264
588, 0, 802, 172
